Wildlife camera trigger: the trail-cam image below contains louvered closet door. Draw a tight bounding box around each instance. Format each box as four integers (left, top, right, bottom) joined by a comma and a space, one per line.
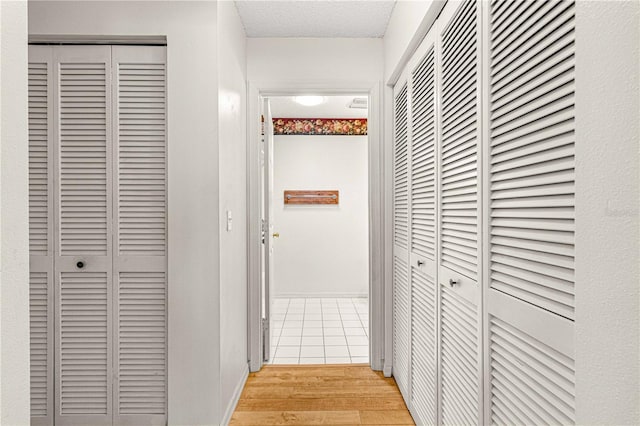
54, 46, 114, 426
437, 1, 483, 424
29, 46, 55, 426
112, 46, 167, 426
407, 30, 438, 426
392, 78, 411, 399
486, 0, 576, 423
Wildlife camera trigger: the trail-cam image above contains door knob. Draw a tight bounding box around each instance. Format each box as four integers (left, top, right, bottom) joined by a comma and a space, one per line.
417, 260, 424, 266
449, 278, 460, 287
272, 232, 280, 238
76, 261, 85, 269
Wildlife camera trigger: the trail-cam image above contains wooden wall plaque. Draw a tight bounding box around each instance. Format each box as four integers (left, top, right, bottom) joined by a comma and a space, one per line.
284, 190, 339, 205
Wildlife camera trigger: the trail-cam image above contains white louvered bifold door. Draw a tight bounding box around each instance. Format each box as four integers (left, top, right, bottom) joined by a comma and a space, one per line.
437, 1, 483, 424
486, 0, 576, 423
29, 44, 167, 426
29, 46, 55, 426
53, 46, 114, 426
112, 46, 167, 426
393, 78, 411, 400
407, 29, 438, 426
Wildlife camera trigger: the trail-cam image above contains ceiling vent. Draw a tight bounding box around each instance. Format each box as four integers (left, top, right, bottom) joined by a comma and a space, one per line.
348, 97, 368, 109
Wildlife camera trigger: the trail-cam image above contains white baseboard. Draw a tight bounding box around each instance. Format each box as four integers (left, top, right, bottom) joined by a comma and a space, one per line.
220, 363, 249, 426
274, 292, 368, 299
383, 362, 393, 378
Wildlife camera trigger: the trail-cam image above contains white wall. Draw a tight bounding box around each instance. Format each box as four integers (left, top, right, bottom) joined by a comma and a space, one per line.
28, 2, 223, 424
574, 1, 640, 424
248, 38, 383, 83
383, 0, 434, 82
273, 135, 368, 298
0, 1, 30, 424
217, 1, 249, 422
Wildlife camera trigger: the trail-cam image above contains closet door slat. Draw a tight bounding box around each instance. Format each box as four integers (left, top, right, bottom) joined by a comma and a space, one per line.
488, 0, 576, 320
487, 0, 576, 424
58, 271, 110, 417
58, 61, 109, 256
441, 288, 479, 425
393, 256, 410, 397
411, 269, 437, 424
29, 62, 51, 256
393, 80, 411, 401
440, 0, 479, 282
437, 1, 482, 424
116, 61, 166, 256
116, 272, 167, 415
408, 36, 438, 425
54, 45, 113, 426
30, 271, 53, 424
28, 46, 55, 426
411, 47, 437, 262
394, 83, 410, 250
112, 46, 168, 425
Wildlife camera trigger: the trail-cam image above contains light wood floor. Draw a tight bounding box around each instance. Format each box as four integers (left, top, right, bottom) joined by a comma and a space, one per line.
230, 364, 415, 425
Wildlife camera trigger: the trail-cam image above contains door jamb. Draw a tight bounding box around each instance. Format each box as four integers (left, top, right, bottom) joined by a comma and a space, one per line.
246, 81, 388, 372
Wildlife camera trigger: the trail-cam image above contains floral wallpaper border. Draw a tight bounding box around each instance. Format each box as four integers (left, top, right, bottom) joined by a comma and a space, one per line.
273, 118, 368, 136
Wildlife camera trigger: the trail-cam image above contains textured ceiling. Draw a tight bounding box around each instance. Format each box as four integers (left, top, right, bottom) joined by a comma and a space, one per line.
269, 95, 368, 118
234, 1, 396, 38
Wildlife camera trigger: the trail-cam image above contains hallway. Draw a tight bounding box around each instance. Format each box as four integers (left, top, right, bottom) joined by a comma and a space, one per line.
0, 1, 637, 425
230, 365, 414, 425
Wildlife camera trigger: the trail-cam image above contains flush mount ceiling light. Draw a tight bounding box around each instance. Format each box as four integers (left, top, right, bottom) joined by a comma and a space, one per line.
293, 96, 325, 106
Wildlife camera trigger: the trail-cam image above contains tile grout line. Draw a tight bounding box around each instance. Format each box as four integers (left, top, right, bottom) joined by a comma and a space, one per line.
277, 297, 290, 362
271, 297, 280, 362
297, 298, 304, 364
277, 297, 290, 355
320, 298, 327, 364
338, 299, 352, 363
355, 297, 367, 341
357, 296, 368, 336
272, 297, 285, 363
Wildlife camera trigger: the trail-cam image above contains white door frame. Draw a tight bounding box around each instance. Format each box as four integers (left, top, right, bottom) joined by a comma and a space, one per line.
246, 80, 389, 372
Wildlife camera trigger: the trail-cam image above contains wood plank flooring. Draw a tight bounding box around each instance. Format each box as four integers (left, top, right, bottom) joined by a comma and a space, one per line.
230, 364, 415, 425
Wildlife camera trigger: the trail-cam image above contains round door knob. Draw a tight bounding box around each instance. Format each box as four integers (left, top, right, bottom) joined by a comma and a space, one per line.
272, 233, 280, 238
76, 261, 85, 269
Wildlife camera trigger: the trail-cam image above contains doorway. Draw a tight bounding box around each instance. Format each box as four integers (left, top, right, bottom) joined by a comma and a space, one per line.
247, 81, 382, 374
263, 95, 370, 364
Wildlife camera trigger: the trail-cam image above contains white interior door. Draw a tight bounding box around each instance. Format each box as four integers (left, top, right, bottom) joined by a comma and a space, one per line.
53, 45, 114, 426
485, 0, 576, 423
408, 28, 438, 426
28, 45, 55, 426
262, 98, 275, 362
392, 78, 411, 400
111, 45, 168, 426
437, 0, 483, 424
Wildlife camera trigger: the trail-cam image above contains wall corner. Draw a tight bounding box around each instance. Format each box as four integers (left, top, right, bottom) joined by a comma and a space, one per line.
0, 0, 31, 424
